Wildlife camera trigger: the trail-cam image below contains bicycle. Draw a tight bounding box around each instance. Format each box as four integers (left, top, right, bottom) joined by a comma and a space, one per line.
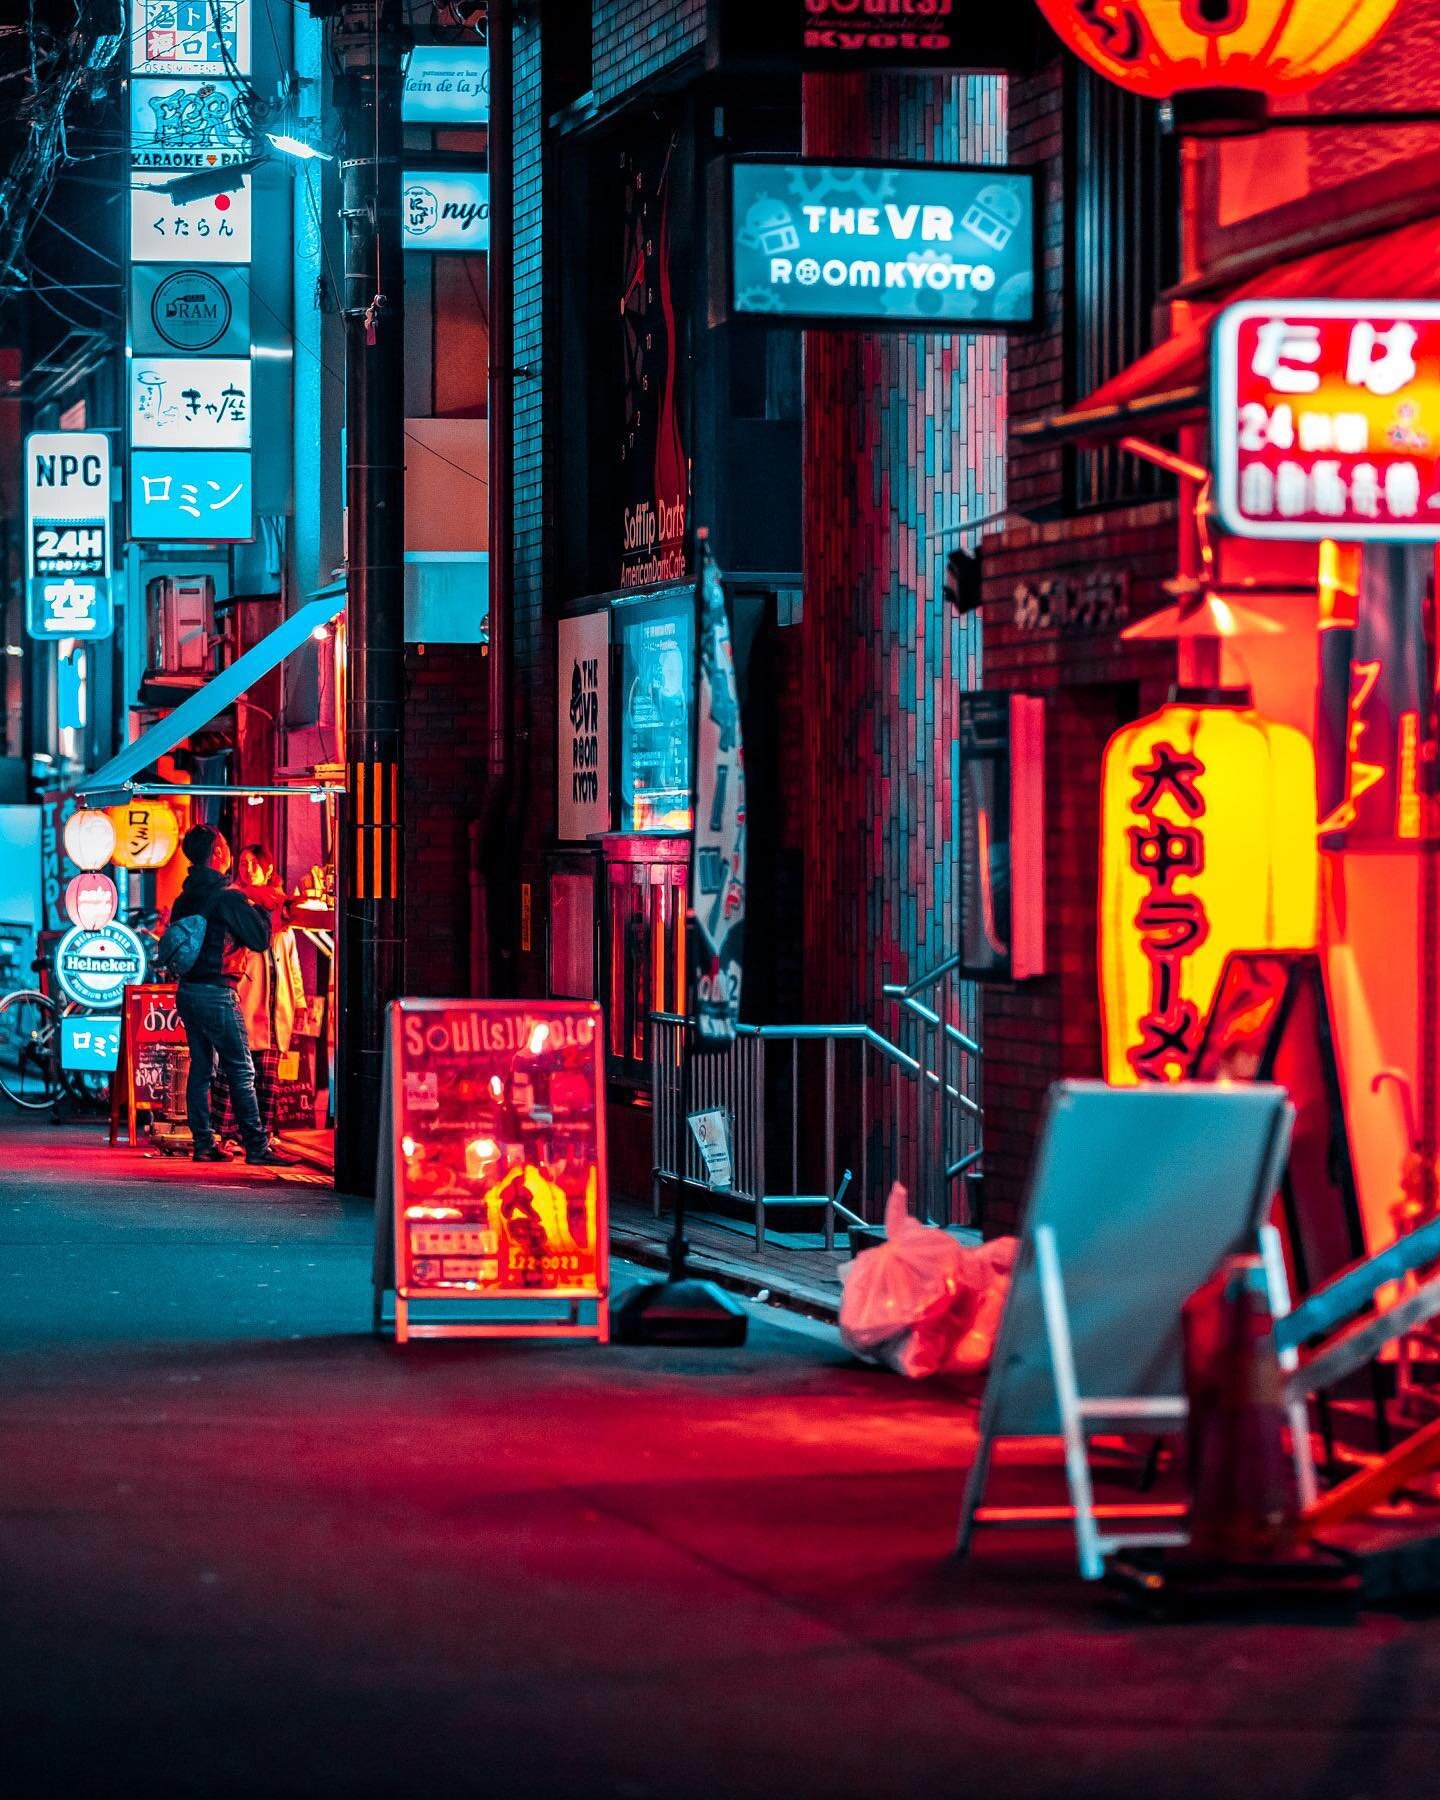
0, 987, 111, 1111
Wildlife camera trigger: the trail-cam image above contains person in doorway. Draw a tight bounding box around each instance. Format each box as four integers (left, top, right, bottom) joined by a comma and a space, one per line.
171, 824, 297, 1167
211, 843, 306, 1145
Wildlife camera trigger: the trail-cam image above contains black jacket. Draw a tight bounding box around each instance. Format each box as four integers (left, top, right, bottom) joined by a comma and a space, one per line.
170, 864, 272, 986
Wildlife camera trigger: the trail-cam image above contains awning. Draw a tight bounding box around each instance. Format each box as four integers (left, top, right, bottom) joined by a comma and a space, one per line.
1016, 215, 1440, 448
75, 588, 346, 805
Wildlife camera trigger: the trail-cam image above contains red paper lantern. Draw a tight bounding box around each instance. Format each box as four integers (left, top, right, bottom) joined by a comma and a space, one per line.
1036, 0, 1399, 106
64, 872, 119, 932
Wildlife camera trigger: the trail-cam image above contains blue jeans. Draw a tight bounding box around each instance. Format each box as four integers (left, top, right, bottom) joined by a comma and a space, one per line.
176, 982, 267, 1155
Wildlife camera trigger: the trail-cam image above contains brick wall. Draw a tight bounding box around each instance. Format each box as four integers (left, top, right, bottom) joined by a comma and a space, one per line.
591, 0, 707, 110
977, 55, 1181, 1227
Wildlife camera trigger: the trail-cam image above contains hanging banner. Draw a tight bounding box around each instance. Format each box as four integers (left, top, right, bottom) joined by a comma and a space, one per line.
131, 0, 251, 77
373, 999, 610, 1344
130, 172, 252, 262
557, 611, 611, 841
1214, 300, 1440, 542
689, 545, 746, 1046
130, 356, 252, 449
1321, 544, 1439, 845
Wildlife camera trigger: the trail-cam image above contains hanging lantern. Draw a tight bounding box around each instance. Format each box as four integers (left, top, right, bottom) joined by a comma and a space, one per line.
63, 807, 117, 873
1099, 697, 1318, 1085
1036, 0, 1399, 119
107, 799, 180, 871
64, 871, 119, 932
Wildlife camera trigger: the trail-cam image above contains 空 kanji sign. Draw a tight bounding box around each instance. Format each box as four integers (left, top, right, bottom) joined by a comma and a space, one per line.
1214, 300, 1440, 542
24, 431, 114, 641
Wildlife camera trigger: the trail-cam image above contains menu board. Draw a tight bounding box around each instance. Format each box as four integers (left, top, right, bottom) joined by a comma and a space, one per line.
375, 999, 610, 1343
109, 983, 189, 1146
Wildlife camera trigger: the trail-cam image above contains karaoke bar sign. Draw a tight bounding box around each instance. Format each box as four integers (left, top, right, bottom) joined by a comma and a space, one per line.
1214, 300, 1440, 542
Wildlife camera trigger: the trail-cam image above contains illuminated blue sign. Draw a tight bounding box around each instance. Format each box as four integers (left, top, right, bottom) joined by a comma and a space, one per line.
28, 577, 114, 641
402, 170, 489, 252
729, 159, 1035, 328
129, 448, 254, 541
60, 1012, 122, 1072
402, 48, 489, 123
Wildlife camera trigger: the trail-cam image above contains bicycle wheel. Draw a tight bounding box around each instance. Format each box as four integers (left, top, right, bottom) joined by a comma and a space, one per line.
0, 989, 60, 1110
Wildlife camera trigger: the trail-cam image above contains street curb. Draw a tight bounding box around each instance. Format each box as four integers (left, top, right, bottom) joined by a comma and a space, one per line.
609, 1227, 842, 1326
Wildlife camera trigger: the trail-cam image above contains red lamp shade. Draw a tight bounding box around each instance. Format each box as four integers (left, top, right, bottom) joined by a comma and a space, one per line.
1036, 0, 1399, 103
64, 872, 119, 932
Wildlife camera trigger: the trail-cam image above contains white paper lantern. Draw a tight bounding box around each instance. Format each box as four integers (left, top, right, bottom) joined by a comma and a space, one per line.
63, 808, 117, 872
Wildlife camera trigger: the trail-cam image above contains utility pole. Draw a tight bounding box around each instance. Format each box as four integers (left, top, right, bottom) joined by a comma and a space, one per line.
333, 0, 405, 1195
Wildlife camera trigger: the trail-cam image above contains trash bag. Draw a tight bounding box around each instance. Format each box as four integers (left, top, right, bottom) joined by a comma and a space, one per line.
839, 1182, 1016, 1380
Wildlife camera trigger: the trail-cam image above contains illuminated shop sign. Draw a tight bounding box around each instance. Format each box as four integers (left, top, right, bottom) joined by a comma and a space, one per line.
131, 264, 249, 354
557, 611, 612, 842
728, 159, 1035, 327
24, 431, 114, 641
131, 0, 250, 77
402, 48, 489, 123
129, 448, 254, 541
1214, 300, 1440, 542
1099, 700, 1317, 1086
55, 922, 148, 1011
60, 1013, 122, 1074
619, 595, 693, 833
130, 77, 251, 168
130, 171, 252, 262
131, 356, 252, 450
402, 170, 490, 252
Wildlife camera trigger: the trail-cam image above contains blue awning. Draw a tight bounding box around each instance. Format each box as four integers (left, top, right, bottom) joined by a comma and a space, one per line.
74, 588, 347, 805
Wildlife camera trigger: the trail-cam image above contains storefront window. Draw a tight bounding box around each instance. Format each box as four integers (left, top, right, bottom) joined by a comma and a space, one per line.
605, 851, 686, 1083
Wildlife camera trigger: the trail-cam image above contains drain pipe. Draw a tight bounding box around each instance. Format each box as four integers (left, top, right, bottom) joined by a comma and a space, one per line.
474, 0, 513, 994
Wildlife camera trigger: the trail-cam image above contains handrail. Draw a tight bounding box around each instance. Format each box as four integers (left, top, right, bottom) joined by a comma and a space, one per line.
650, 1012, 928, 1078
886, 989, 981, 1058
881, 951, 963, 1001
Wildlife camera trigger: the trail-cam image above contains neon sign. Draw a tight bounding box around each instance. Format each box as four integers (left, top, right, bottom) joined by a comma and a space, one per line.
1215, 300, 1440, 542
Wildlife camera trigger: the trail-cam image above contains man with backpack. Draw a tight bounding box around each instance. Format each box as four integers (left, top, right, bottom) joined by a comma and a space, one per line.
163, 824, 297, 1166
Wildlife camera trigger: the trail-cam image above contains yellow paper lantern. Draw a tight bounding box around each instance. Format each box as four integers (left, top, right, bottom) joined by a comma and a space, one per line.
1099, 700, 1318, 1085
1037, 0, 1399, 103
107, 800, 180, 871
63, 807, 117, 872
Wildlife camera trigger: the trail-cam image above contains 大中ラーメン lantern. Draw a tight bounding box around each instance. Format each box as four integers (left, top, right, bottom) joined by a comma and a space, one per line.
1099, 696, 1318, 1085
1036, 0, 1399, 109
107, 800, 179, 871
64, 871, 119, 932
63, 807, 117, 872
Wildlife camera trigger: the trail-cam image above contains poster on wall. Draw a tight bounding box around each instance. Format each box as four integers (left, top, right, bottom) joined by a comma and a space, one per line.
374, 999, 610, 1344
728, 159, 1036, 328
557, 611, 611, 842
619, 594, 692, 832
689, 547, 746, 1046
616, 118, 691, 589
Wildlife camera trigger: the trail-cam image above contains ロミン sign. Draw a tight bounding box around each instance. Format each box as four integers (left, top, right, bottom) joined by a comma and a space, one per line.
729, 159, 1035, 327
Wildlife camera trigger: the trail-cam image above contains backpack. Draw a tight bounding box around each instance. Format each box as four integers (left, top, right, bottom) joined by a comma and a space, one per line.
158, 899, 214, 977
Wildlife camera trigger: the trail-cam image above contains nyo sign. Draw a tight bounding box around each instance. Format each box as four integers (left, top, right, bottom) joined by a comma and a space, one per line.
729, 159, 1034, 327
402, 170, 490, 252
1215, 300, 1440, 542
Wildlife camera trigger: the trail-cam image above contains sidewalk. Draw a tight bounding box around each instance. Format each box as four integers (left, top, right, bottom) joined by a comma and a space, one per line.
7, 1106, 1440, 1800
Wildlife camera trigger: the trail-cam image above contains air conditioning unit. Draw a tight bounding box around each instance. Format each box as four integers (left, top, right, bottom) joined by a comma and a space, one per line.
147, 574, 214, 676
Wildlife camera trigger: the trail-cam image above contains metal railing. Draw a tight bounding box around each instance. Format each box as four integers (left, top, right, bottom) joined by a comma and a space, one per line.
650, 1005, 982, 1252
882, 952, 983, 1228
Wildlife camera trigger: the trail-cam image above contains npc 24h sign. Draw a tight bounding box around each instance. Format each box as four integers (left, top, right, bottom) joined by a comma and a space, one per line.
24, 431, 114, 641
55, 923, 148, 1011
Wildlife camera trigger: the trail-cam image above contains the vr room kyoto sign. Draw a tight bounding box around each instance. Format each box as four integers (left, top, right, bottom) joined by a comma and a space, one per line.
729, 160, 1034, 327
24, 431, 114, 641
1215, 300, 1440, 542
